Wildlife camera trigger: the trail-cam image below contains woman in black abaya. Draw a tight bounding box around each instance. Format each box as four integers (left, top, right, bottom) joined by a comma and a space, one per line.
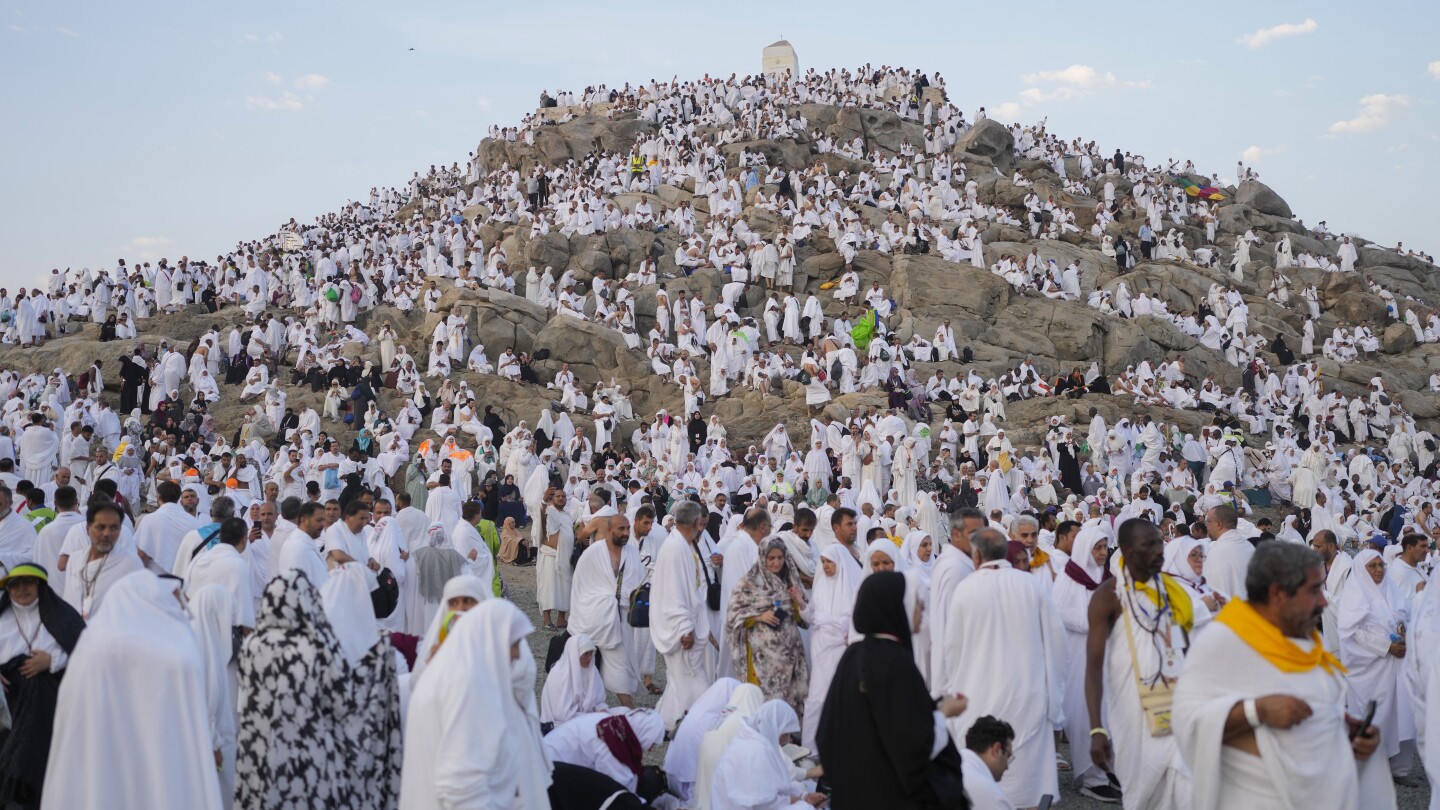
816, 571, 969, 810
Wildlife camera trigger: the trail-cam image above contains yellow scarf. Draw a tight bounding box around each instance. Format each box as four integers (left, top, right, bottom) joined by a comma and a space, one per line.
1215, 599, 1345, 674
1029, 548, 1051, 570
1131, 573, 1195, 633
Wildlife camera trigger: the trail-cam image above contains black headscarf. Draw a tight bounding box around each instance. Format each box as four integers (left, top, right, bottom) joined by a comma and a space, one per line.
850, 570, 912, 649
0, 566, 85, 804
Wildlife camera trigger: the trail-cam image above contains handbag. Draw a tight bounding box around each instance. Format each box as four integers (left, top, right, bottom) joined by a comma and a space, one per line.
323, 467, 340, 490
371, 567, 400, 619
696, 542, 721, 611
627, 582, 651, 628
1121, 592, 1175, 737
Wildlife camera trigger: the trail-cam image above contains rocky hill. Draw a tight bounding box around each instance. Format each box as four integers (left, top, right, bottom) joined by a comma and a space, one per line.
4, 94, 1437, 466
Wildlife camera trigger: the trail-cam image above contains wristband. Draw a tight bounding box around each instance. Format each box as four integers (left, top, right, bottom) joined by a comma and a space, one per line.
1089, 727, 1109, 738
1243, 698, 1261, 729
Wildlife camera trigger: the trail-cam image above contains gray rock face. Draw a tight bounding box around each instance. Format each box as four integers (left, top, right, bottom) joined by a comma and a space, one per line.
954, 118, 1015, 166
1235, 180, 1293, 219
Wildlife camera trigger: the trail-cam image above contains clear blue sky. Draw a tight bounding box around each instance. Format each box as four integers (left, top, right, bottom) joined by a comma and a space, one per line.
2, 1, 1435, 289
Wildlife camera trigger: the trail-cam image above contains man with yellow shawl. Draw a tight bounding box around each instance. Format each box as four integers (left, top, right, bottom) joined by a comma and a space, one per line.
1171, 542, 1390, 810
1085, 518, 1191, 808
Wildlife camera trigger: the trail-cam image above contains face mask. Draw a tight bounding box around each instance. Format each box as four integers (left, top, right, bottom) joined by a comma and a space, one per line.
510, 644, 536, 700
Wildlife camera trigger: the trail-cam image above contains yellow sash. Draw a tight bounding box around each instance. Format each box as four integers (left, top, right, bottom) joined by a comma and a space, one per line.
1131, 573, 1196, 633
1215, 599, 1346, 674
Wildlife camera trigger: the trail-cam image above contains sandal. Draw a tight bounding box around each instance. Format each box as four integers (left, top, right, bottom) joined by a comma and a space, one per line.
644, 680, 663, 696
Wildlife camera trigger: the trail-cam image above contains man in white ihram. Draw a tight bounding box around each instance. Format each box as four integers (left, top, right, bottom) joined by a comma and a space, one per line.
1173, 542, 1389, 810
650, 500, 716, 731
942, 527, 1064, 809
567, 509, 645, 708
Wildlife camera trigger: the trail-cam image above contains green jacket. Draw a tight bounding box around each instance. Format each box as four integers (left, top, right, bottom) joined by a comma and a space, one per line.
476, 518, 503, 597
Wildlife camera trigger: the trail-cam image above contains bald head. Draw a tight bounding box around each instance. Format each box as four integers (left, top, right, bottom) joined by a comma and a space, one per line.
972, 528, 1009, 563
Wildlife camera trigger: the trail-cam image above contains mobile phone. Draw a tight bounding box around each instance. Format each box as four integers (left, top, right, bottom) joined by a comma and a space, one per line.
1038, 795, 1053, 810
1351, 700, 1377, 740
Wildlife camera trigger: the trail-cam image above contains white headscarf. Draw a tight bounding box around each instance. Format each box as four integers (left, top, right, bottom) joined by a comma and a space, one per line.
399, 600, 551, 808
409, 574, 490, 691
695, 683, 765, 810
664, 677, 741, 790
863, 538, 904, 576
900, 531, 934, 580
814, 543, 862, 618
1161, 536, 1205, 590
539, 632, 606, 726
1338, 549, 1402, 639
711, 699, 805, 808
44, 571, 223, 809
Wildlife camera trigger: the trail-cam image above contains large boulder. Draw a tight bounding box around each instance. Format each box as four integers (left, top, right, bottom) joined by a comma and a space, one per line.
1330, 290, 1388, 326
954, 119, 1015, 166
531, 316, 649, 387
890, 255, 1011, 338
1383, 323, 1416, 354
1235, 180, 1293, 219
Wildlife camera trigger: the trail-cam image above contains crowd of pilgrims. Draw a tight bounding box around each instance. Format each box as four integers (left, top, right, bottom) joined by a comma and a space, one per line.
0, 62, 1437, 810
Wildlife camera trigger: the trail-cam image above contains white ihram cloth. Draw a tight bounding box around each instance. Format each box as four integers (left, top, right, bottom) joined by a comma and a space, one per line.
135, 502, 201, 573
801, 543, 860, 752
1320, 550, 1355, 655
651, 528, 716, 730
941, 560, 1064, 808
1172, 619, 1386, 810
1337, 549, 1413, 761
1102, 581, 1193, 809
43, 571, 223, 809
927, 541, 976, 690
567, 539, 644, 695
189, 584, 239, 810
1201, 529, 1253, 599
1404, 567, 1440, 810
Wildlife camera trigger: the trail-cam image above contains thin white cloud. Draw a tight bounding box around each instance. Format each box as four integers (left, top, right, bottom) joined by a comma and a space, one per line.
476, 97, 493, 110
54, 26, 78, 37
263, 71, 282, 84
125, 236, 172, 248
1017, 64, 1149, 103
1240, 144, 1285, 163
1429, 61, 1440, 79
1238, 18, 1318, 49
242, 31, 282, 45
1329, 94, 1409, 134
245, 91, 305, 112
120, 236, 174, 260
992, 101, 1023, 120
292, 73, 328, 90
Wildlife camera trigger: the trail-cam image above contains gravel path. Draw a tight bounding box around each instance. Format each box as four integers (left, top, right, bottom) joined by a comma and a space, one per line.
501, 561, 1430, 807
